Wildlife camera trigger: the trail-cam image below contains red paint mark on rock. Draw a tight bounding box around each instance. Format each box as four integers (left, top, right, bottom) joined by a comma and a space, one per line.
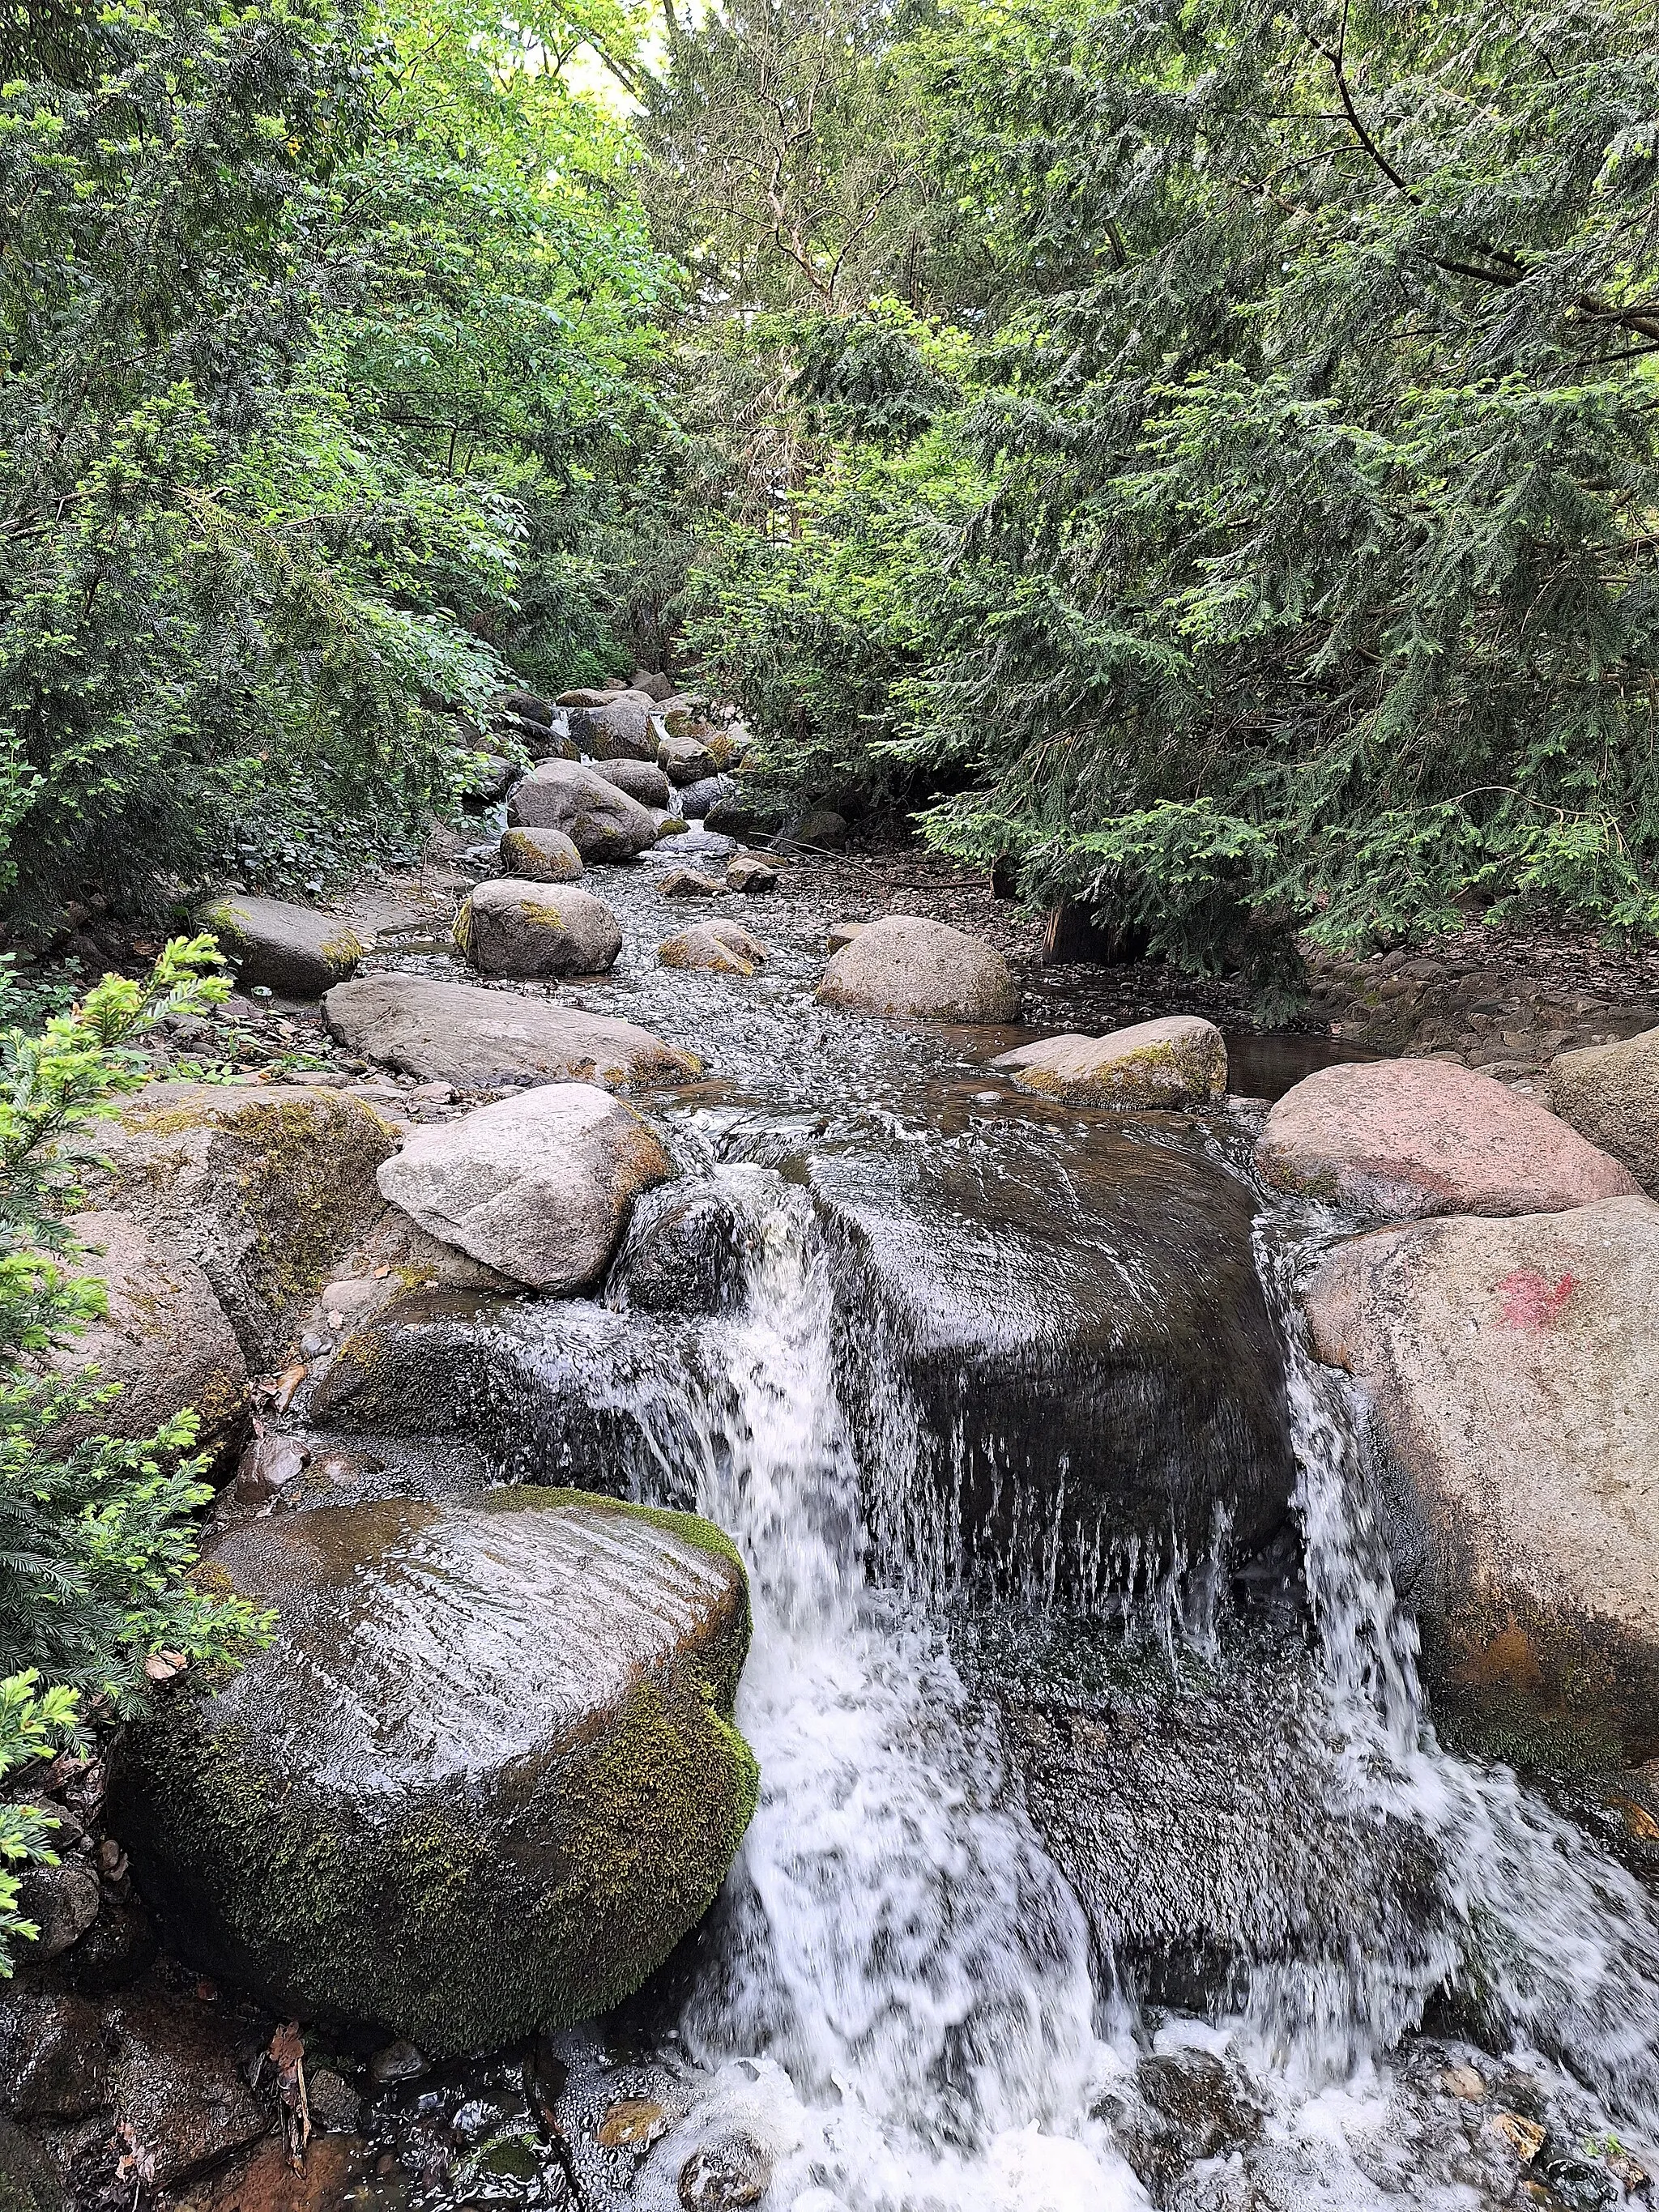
1497, 1268, 1576, 1328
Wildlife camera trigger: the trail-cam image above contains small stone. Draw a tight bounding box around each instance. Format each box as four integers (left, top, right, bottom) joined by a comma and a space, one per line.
678, 2138, 770, 2210
726, 857, 778, 894
1491, 2112, 1546, 2163
661, 868, 725, 899
234, 1433, 309, 1503
369, 2036, 427, 2086
659, 922, 768, 977
598, 2097, 671, 2148
1442, 2065, 1486, 2100
827, 921, 866, 952
306, 2067, 363, 2134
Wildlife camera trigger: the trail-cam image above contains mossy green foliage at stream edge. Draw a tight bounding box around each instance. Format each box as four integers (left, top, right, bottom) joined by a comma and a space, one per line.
109, 1489, 759, 2055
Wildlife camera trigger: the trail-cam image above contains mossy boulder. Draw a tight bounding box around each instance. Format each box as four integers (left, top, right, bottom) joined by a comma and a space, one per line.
45, 1210, 249, 1459
109, 1488, 757, 2056
992, 1016, 1227, 1110
498, 827, 584, 883
84, 1084, 399, 1366
195, 894, 364, 998
454, 880, 623, 978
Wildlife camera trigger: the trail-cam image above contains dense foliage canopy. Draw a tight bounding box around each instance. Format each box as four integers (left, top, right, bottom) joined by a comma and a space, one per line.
3, 0, 1657, 974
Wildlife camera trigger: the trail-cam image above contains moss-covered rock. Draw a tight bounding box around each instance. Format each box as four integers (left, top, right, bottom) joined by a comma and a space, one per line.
992, 1016, 1227, 1110
109, 1488, 757, 2056
84, 1084, 399, 1366
196, 893, 364, 997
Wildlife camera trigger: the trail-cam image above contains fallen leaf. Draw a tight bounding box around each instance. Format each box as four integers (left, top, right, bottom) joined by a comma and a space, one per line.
270, 2021, 305, 2069
271, 1362, 309, 1413
1608, 1794, 1659, 1842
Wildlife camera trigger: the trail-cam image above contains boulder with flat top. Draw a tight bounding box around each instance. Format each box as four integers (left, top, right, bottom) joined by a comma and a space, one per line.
195, 894, 363, 998
817, 914, 1019, 1024
993, 1017, 1226, 1109
323, 974, 697, 1092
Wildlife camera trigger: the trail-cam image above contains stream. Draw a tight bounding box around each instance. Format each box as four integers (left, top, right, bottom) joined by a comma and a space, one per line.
307, 837, 1659, 2210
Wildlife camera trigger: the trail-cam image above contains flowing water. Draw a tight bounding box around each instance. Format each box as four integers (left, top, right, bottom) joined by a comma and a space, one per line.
331, 845, 1659, 2208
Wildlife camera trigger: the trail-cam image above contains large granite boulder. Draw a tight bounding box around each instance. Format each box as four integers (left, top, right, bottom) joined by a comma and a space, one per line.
1550, 1026, 1659, 1199
593, 757, 672, 810
195, 894, 364, 998
817, 915, 1019, 1025
658, 731, 714, 786
1306, 1196, 1659, 1756
83, 1085, 397, 1366
323, 975, 698, 1092
46, 1212, 248, 1455
507, 761, 660, 860
992, 1016, 1227, 1110
800, 1115, 1295, 1596
573, 697, 656, 762
1258, 1060, 1639, 1219
377, 1085, 673, 1290
110, 1490, 758, 2055
454, 880, 623, 978
499, 827, 584, 882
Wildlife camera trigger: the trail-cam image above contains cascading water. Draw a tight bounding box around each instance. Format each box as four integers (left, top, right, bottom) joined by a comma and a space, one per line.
1247, 1205, 1659, 2124
671, 1171, 1145, 2210
332, 865, 1659, 2206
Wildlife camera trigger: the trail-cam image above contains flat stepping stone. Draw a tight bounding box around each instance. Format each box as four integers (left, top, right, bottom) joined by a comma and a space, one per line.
196, 893, 363, 997
323, 974, 697, 1092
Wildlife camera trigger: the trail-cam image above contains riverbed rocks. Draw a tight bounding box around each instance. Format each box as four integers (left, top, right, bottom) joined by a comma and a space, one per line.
1549, 1025, 1659, 1199
725, 856, 778, 894
45, 1211, 249, 1454
499, 826, 584, 882
992, 1016, 1227, 1110
1258, 1060, 1640, 1219
378, 1085, 673, 1289
110, 1489, 758, 2054
659, 730, 714, 785
595, 757, 673, 809
195, 894, 364, 998
806, 1117, 1295, 1593
661, 867, 724, 899
659, 921, 767, 977
573, 697, 656, 761
507, 761, 660, 860
817, 914, 1020, 1025
323, 974, 698, 1091
83, 1084, 398, 1366
454, 880, 623, 978
1306, 1195, 1659, 1755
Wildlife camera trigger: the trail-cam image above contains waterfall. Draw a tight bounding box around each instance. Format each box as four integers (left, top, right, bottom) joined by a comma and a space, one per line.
672, 1170, 1149, 2210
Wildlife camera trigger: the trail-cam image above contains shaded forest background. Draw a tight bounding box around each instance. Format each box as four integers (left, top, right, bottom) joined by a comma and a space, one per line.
3, 0, 1658, 986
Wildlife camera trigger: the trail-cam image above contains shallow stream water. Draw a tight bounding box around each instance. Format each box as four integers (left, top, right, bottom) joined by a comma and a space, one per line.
319, 840, 1659, 2210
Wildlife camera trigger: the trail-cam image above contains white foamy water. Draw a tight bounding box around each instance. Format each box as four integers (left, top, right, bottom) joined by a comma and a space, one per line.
676, 1172, 1149, 2211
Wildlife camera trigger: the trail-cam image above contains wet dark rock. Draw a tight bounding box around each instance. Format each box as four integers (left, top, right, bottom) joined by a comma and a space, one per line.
1098, 2051, 1263, 2206
11, 1857, 100, 1964
56, 1896, 158, 1996
674, 774, 736, 821
0, 2117, 62, 2212
505, 689, 555, 723
110, 1489, 758, 2055
368, 2037, 427, 2087
306, 2068, 363, 2133
611, 1183, 757, 1316
678, 2137, 770, 2209
0, 1988, 111, 2119
994, 1631, 1448, 2019
801, 1120, 1296, 1595
106, 1980, 268, 2185
170, 2136, 373, 2212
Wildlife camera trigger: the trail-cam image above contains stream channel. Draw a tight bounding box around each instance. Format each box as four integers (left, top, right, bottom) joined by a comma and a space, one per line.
279, 836, 1659, 2211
